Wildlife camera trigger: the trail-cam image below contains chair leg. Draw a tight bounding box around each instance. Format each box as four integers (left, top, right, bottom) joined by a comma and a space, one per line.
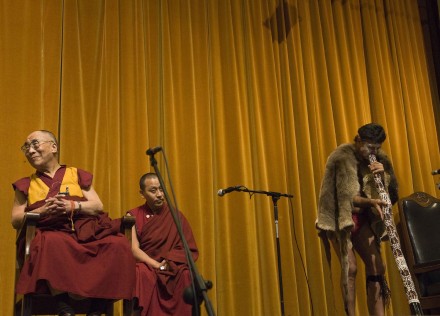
21, 294, 32, 316
14, 294, 20, 316
105, 300, 114, 316
123, 299, 134, 316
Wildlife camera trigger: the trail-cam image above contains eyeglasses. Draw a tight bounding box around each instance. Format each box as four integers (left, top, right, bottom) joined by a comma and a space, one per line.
21, 139, 54, 153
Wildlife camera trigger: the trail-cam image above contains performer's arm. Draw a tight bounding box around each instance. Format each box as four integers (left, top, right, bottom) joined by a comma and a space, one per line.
131, 226, 167, 270
11, 189, 78, 228
54, 186, 104, 216
353, 195, 387, 220
11, 189, 58, 229
11, 190, 28, 229
77, 186, 103, 215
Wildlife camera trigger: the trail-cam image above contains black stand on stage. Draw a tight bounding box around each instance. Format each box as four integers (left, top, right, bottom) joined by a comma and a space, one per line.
147, 149, 215, 316
223, 186, 293, 316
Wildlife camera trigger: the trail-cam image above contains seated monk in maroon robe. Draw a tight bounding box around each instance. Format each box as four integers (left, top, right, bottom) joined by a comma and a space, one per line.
12, 130, 136, 316
127, 172, 199, 316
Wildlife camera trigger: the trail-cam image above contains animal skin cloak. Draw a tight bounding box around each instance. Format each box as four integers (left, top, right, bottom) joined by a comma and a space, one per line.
316, 143, 398, 305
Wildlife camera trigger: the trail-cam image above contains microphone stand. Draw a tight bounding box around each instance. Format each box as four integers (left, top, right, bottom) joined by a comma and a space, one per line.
148, 152, 215, 316
235, 187, 293, 316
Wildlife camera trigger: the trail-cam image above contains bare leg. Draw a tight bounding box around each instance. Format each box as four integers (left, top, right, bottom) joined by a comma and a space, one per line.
330, 238, 358, 316
352, 223, 386, 316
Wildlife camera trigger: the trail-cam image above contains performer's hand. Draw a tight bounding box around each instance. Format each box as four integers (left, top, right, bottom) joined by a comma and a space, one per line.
42, 197, 59, 215
43, 196, 71, 215
369, 161, 385, 175
370, 198, 387, 220
158, 259, 168, 271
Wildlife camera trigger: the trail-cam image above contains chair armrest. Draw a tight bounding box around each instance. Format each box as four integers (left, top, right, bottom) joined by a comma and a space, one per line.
414, 259, 440, 274
16, 212, 41, 262
121, 215, 135, 243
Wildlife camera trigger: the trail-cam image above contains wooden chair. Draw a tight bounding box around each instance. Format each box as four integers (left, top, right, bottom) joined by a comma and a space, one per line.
14, 213, 136, 316
398, 191, 440, 314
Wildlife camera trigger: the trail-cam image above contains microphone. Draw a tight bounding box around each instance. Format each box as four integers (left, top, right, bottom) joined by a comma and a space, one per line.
217, 185, 243, 197
432, 169, 440, 175
146, 146, 162, 156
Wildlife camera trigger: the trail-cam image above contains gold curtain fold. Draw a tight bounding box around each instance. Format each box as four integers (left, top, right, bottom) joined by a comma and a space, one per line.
1, 0, 439, 315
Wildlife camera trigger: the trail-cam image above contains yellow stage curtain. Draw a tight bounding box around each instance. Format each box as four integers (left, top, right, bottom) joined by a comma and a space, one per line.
1, 0, 439, 315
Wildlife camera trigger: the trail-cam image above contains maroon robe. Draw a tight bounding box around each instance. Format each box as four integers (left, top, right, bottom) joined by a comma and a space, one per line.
128, 203, 199, 316
14, 166, 136, 299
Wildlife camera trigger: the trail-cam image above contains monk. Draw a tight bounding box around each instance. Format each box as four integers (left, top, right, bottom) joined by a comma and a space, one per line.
12, 130, 136, 316
127, 172, 199, 316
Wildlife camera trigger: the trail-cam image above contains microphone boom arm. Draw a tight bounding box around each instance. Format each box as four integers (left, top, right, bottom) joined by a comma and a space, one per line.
217, 185, 293, 315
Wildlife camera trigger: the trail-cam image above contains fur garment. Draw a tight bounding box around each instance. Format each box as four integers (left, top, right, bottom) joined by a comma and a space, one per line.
316, 143, 398, 307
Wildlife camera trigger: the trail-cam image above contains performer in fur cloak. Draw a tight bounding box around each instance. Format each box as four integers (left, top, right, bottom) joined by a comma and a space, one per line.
316, 123, 398, 316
